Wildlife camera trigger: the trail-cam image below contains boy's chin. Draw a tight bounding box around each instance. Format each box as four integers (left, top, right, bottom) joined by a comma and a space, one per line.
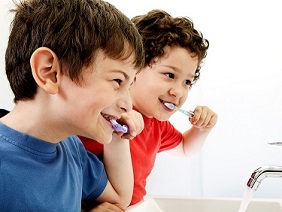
153, 111, 171, 121
156, 115, 170, 122
91, 133, 113, 145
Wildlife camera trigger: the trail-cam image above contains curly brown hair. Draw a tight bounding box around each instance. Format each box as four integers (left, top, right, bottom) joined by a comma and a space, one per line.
131, 9, 209, 82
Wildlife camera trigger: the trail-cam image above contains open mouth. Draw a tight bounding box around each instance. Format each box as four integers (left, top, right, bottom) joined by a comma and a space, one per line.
101, 113, 116, 122
160, 99, 175, 111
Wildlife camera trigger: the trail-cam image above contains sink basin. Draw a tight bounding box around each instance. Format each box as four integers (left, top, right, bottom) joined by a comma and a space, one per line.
126, 196, 282, 212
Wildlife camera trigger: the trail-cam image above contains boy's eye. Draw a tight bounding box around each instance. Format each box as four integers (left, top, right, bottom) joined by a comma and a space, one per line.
165, 73, 174, 79
114, 79, 123, 85
185, 79, 192, 86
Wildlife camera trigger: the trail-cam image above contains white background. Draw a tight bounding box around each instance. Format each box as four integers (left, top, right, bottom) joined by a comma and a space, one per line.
1, 0, 282, 199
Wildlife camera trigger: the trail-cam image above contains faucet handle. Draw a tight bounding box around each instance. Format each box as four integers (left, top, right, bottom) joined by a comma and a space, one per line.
268, 141, 282, 146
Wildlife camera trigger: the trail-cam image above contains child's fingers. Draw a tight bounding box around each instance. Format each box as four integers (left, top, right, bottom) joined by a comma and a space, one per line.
119, 111, 144, 139
206, 114, 218, 128
191, 106, 217, 128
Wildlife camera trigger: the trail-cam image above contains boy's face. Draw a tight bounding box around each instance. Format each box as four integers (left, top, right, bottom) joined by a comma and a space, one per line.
58, 50, 136, 143
130, 46, 198, 121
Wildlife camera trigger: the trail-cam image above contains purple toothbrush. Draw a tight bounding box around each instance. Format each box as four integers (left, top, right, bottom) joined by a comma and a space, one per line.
110, 119, 129, 133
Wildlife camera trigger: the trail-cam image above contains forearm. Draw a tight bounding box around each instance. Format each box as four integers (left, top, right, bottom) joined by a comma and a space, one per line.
103, 136, 133, 208
183, 126, 212, 156
169, 106, 217, 157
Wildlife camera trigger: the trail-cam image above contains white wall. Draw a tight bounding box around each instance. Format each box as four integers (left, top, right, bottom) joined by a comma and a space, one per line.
0, 1, 14, 109
1, 0, 282, 200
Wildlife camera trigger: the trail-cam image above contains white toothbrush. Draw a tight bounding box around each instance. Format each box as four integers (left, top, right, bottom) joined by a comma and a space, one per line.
164, 102, 194, 118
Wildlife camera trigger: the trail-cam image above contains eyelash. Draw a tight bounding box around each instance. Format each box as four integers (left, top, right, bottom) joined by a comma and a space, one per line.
165, 73, 174, 79
185, 80, 192, 86
114, 79, 123, 85
165, 73, 193, 86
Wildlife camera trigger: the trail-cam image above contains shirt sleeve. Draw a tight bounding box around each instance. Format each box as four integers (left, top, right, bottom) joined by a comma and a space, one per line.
158, 121, 183, 152
76, 138, 108, 201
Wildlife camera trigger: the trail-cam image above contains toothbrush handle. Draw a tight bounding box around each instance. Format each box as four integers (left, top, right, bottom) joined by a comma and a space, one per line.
120, 124, 129, 133
268, 142, 282, 146
177, 108, 194, 118
114, 124, 129, 133
110, 120, 129, 133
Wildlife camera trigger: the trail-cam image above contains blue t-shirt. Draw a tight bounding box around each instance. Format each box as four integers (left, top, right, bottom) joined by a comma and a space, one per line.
0, 122, 108, 211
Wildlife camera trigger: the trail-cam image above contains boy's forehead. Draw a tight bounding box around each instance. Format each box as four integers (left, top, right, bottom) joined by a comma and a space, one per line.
95, 48, 137, 64
93, 50, 137, 74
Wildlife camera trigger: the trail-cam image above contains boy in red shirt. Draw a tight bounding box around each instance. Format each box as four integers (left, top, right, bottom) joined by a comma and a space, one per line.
80, 9, 217, 206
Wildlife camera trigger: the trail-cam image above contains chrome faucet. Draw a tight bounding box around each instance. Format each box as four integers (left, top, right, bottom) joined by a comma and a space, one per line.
247, 165, 282, 191
247, 141, 282, 191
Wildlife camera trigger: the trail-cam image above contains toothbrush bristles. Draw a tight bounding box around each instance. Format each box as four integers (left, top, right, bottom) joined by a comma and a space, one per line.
164, 102, 175, 110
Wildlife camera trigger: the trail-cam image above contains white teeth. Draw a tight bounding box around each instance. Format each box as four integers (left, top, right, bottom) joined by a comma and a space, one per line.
101, 113, 115, 121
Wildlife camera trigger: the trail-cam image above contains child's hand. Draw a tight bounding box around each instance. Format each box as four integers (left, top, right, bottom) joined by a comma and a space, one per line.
190, 106, 217, 129
88, 202, 124, 212
115, 110, 144, 140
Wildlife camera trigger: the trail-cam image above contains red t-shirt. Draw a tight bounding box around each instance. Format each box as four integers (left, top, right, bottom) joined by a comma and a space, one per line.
79, 113, 182, 205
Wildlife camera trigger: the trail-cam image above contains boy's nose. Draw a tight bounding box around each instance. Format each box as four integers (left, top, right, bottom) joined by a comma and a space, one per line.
117, 90, 132, 112
169, 85, 183, 98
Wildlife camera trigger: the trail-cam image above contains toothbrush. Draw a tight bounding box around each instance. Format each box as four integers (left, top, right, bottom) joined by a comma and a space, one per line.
268, 141, 282, 146
164, 102, 194, 118
110, 119, 129, 133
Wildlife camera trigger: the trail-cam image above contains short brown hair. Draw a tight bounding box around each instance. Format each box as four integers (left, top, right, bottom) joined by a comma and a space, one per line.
6, 0, 144, 102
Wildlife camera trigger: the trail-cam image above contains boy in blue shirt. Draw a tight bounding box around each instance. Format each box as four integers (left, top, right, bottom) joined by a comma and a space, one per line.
0, 0, 144, 211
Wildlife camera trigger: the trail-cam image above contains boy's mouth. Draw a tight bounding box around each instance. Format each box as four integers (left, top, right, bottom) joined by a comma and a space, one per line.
159, 99, 175, 111
101, 113, 116, 122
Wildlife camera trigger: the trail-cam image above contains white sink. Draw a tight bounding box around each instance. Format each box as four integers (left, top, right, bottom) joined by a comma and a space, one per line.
126, 196, 282, 212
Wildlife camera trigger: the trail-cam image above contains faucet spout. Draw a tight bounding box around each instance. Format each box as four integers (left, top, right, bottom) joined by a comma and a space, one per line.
247, 165, 282, 191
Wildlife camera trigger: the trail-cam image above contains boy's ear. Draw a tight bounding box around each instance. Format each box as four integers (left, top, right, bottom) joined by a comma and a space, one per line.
30, 47, 61, 94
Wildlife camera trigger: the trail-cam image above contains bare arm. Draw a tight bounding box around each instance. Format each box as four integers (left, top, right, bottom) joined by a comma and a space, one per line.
170, 106, 217, 157
89, 202, 124, 212
95, 111, 144, 209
